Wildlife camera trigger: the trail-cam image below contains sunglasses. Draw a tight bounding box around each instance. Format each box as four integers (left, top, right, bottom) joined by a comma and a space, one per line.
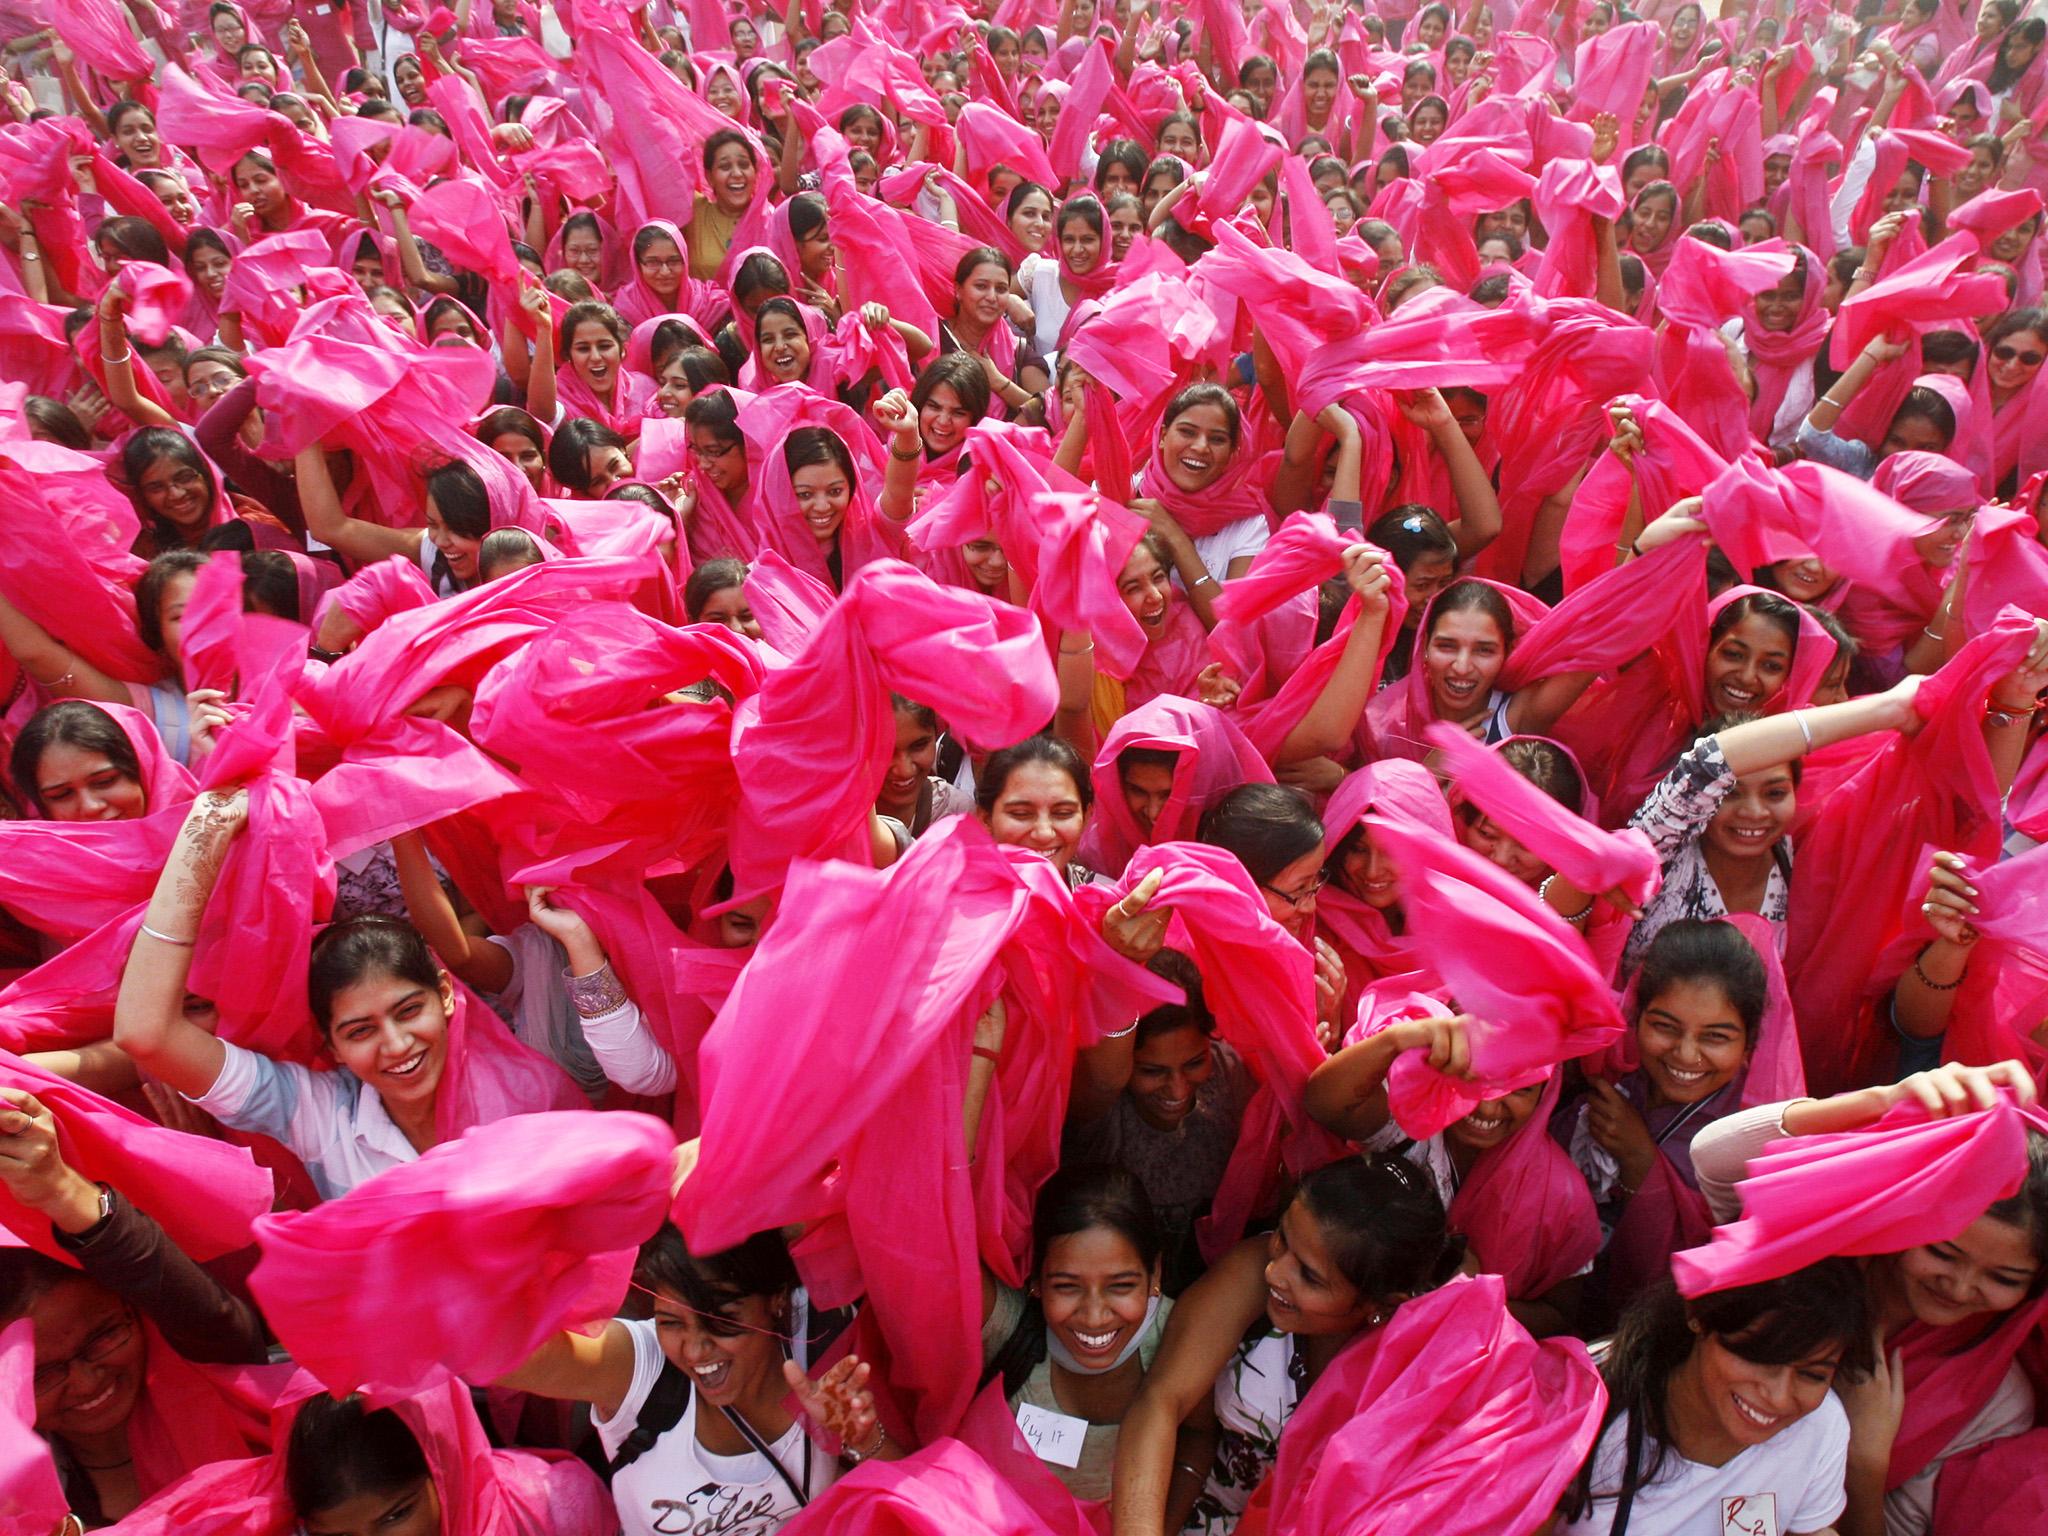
1994, 343, 2046, 367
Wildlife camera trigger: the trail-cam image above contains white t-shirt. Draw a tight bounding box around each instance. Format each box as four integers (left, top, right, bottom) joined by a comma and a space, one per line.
1562, 1394, 1850, 1536
594, 1318, 841, 1536
1191, 515, 1272, 586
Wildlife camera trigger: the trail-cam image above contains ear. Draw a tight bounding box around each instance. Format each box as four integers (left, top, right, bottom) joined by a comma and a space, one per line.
437, 970, 457, 1016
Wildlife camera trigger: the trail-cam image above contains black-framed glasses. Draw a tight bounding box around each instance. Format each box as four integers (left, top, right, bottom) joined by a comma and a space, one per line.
1262, 870, 1329, 909
33, 1313, 135, 1397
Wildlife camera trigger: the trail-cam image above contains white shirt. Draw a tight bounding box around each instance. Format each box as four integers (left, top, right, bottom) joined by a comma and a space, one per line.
1562, 1394, 1850, 1536
594, 1318, 841, 1536
190, 1039, 417, 1201
1191, 515, 1272, 586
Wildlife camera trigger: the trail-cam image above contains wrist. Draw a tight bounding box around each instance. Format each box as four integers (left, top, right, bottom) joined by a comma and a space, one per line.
40, 1171, 106, 1235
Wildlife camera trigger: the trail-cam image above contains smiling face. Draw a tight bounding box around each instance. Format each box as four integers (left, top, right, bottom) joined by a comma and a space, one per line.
1304, 65, 1339, 121
1259, 844, 1326, 941
1120, 760, 1175, 833
1059, 212, 1103, 276
1679, 1330, 1844, 1455
568, 318, 622, 396
393, 56, 427, 107
654, 355, 698, 418
212, 8, 247, 52
1705, 612, 1794, 716
33, 741, 147, 822
190, 243, 232, 298
649, 1283, 787, 1412
112, 109, 160, 167
1445, 1081, 1543, 1157
1766, 556, 1838, 602
918, 383, 974, 457
980, 760, 1087, 871
1127, 1022, 1212, 1130
1703, 762, 1796, 870
423, 489, 482, 585
1117, 543, 1174, 634
490, 430, 547, 493
710, 141, 756, 211
757, 310, 811, 384
1425, 608, 1508, 722
1752, 268, 1805, 333
322, 968, 452, 1117
637, 235, 685, 301
1264, 1199, 1373, 1336
1887, 1215, 2041, 1328
1159, 402, 1234, 494
139, 450, 210, 535
957, 260, 1009, 331
1108, 202, 1144, 259
1459, 811, 1551, 887
1037, 1226, 1158, 1368
28, 1280, 146, 1444
1629, 191, 1676, 253
1913, 507, 1975, 567
582, 442, 634, 499
790, 458, 850, 545
1011, 190, 1055, 252
1636, 976, 1752, 1107
563, 226, 604, 285
1411, 102, 1448, 144
705, 71, 744, 118
691, 428, 747, 494
1990, 324, 2048, 394
879, 709, 939, 818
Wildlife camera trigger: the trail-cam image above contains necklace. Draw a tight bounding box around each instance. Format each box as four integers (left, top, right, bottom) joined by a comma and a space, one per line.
75, 1455, 133, 1471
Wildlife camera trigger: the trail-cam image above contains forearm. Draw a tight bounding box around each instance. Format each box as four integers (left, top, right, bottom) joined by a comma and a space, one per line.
0, 590, 129, 702
22, 1041, 140, 1098
1716, 689, 1903, 776
1436, 420, 1500, 555
526, 331, 559, 423
1110, 1395, 1184, 1536
97, 315, 177, 428
57, 1189, 270, 1363
1277, 605, 1387, 763
1163, 1420, 1216, 1531
880, 435, 920, 520
1807, 352, 1880, 432
1303, 1033, 1400, 1141
1052, 401, 1090, 478
1839, 1460, 1890, 1536
393, 833, 504, 987
113, 809, 235, 1087
1157, 527, 1219, 629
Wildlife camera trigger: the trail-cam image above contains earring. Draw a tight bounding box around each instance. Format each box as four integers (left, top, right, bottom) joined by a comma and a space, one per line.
1687, 1318, 1702, 1335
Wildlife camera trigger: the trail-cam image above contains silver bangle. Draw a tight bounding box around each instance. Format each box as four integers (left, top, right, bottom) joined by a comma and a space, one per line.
1794, 709, 1813, 751
1538, 874, 1592, 925
1192, 573, 1219, 589
1101, 1017, 1140, 1039
138, 922, 196, 946
103, 346, 132, 366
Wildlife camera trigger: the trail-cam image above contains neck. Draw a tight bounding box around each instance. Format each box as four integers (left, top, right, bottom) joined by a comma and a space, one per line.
1663, 1353, 1744, 1468
1994, 381, 2022, 409
1049, 1349, 1147, 1421
696, 1382, 795, 1456
1446, 1135, 1483, 1181
61, 1423, 132, 1469
1701, 842, 1773, 914
386, 1093, 437, 1155
1298, 1328, 1354, 1384
953, 312, 991, 348
1868, 1258, 1918, 1335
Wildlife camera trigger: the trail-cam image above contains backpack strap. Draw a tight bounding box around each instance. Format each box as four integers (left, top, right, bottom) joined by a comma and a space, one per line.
609, 1358, 693, 1474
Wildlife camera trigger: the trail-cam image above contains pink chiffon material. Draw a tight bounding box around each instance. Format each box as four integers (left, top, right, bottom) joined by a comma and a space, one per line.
249, 1110, 675, 1401
0, 1318, 66, 1536
1450, 1074, 1602, 1300
726, 559, 1055, 901
1259, 1276, 1605, 1536
677, 816, 1174, 1443
1078, 698, 1273, 876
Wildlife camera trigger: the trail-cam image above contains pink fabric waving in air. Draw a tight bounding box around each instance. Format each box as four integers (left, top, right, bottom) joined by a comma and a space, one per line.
0, 1049, 273, 1263
0, 1319, 66, 1536
52, 0, 155, 80
1090, 844, 1348, 1259
780, 1437, 1068, 1536
249, 1110, 675, 1402
107, 1376, 613, 1536
1260, 1276, 1605, 1536
0, 438, 158, 683
1362, 814, 1626, 1138
1079, 698, 1275, 876
1314, 762, 1454, 1001
314, 554, 439, 640
1449, 1074, 1603, 1300
725, 559, 1057, 903
1784, 612, 2035, 1094
117, 261, 196, 348
1295, 287, 1547, 408
678, 817, 1174, 1442
742, 548, 837, 656
1673, 1093, 2045, 1295
1424, 723, 1660, 906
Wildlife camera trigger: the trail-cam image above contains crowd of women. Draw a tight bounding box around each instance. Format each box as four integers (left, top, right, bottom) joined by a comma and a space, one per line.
1, 0, 2047, 1528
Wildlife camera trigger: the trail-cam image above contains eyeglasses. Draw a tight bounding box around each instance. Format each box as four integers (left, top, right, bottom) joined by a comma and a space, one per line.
640, 256, 687, 273
34, 1314, 136, 1397
1262, 870, 1329, 909
1994, 343, 2046, 367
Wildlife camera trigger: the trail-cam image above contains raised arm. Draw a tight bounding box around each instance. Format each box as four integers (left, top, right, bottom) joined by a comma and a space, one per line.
111, 790, 246, 1101
0, 589, 135, 704
293, 441, 425, 571
1401, 388, 1501, 557
1276, 543, 1393, 764
1305, 1014, 1473, 1141
94, 285, 179, 429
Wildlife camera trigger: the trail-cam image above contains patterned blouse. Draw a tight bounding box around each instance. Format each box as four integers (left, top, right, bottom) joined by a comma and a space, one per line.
1621, 736, 1791, 974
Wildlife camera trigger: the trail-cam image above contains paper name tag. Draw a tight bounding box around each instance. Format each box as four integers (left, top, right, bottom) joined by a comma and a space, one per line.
1721, 1494, 1779, 1536
1014, 1403, 1087, 1468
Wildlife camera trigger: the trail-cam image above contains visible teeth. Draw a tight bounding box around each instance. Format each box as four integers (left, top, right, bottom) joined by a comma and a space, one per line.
1664, 1065, 1708, 1082
1073, 1329, 1117, 1349
1731, 1392, 1776, 1427
1268, 1286, 1293, 1309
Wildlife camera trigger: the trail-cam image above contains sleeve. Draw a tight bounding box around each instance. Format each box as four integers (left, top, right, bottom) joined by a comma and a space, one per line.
1794, 420, 1878, 479
1687, 1099, 1799, 1222
185, 1038, 311, 1147
53, 1188, 270, 1365
981, 1281, 1028, 1374
1629, 736, 1737, 861
566, 960, 678, 1096
591, 1319, 669, 1459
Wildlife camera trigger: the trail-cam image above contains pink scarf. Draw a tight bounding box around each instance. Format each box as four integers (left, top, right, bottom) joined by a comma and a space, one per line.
1742, 240, 1829, 443
1078, 697, 1274, 876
